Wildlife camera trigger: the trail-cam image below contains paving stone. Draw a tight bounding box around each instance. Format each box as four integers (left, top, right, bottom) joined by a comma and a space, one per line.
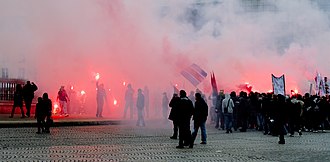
0, 121, 329, 161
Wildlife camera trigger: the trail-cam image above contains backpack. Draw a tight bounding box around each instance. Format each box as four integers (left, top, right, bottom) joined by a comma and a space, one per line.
224, 99, 231, 113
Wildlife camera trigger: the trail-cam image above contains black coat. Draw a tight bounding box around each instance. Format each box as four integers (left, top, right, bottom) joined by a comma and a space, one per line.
193, 98, 208, 122
168, 96, 180, 121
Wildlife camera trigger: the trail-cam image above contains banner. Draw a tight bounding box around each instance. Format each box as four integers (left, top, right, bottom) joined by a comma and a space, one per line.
272, 74, 285, 95
315, 72, 326, 96
181, 64, 207, 87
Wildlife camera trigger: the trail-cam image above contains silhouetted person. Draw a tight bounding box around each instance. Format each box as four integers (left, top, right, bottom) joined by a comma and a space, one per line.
9, 84, 25, 118
35, 97, 46, 134
176, 90, 194, 149
191, 93, 208, 145
123, 84, 134, 119
43, 93, 52, 133
162, 92, 169, 123
274, 94, 287, 144
237, 91, 248, 132
144, 86, 150, 118
57, 86, 69, 117
23, 81, 38, 117
96, 81, 107, 118
136, 89, 145, 126
215, 90, 225, 129
169, 93, 180, 139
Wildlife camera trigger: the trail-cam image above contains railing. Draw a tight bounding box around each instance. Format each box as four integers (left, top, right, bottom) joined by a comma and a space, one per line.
0, 78, 26, 102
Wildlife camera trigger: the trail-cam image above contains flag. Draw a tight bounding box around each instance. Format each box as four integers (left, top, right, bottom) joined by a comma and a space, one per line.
173, 85, 179, 94
315, 72, 326, 96
272, 74, 285, 95
211, 72, 218, 95
181, 64, 207, 87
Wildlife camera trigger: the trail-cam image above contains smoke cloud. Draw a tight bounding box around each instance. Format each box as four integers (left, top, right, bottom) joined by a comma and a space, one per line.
1, 0, 330, 117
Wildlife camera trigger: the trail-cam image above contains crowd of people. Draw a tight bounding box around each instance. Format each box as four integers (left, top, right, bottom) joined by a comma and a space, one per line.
209, 90, 330, 144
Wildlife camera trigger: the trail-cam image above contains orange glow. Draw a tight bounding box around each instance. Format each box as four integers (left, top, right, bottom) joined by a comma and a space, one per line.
294, 89, 299, 94
114, 99, 117, 105
95, 73, 100, 80
71, 86, 74, 90
123, 81, 126, 86
80, 90, 86, 95
53, 102, 60, 114
268, 89, 273, 93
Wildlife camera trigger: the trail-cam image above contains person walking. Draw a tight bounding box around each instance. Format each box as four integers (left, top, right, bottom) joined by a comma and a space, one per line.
23, 81, 38, 117
57, 86, 70, 117
191, 92, 208, 145
9, 84, 25, 118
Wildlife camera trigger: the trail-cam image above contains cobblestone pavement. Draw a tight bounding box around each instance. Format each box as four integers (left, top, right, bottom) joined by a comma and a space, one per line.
0, 121, 329, 162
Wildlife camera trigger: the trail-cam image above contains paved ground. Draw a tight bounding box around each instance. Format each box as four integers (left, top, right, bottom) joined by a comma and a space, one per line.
0, 118, 330, 162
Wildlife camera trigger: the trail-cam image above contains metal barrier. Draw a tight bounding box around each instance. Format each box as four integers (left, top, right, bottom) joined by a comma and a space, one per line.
0, 79, 26, 101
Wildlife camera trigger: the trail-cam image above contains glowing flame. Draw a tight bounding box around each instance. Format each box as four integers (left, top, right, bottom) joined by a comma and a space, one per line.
95, 73, 100, 81
291, 89, 299, 95
54, 103, 59, 109
268, 89, 273, 93
123, 81, 126, 86
114, 99, 117, 105
71, 86, 74, 90
80, 90, 86, 95
53, 102, 60, 114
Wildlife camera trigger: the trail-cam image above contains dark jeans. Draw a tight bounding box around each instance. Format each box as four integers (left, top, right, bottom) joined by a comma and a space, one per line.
215, 112, 224, 129
192, 120, 207, 143
178, 120, 192, 146
24, 99, 33, 117
172, 120, 179, 138
224, 113, 233, 131
37, 116, 46, 132
10, 105, 24, 117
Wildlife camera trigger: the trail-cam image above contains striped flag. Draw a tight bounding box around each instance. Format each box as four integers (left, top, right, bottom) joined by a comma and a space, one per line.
181, 64, 207, 87
272, 74, 285, 95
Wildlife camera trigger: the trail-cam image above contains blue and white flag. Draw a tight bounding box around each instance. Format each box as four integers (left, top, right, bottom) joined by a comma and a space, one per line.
315, 72, 326, 96
181, 64, 207, 87
272, 74, 285, 95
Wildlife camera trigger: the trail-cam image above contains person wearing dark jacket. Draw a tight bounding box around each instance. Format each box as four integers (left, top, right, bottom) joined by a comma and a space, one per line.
191, 93, 208, 145
176, 90, 194, 149
35, 97, 46, 134
9, 84, 25, 118
23, 81, 38, 117
43, 93, 53, 133
274, 94, 288, 144
168, 93, 180, 139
